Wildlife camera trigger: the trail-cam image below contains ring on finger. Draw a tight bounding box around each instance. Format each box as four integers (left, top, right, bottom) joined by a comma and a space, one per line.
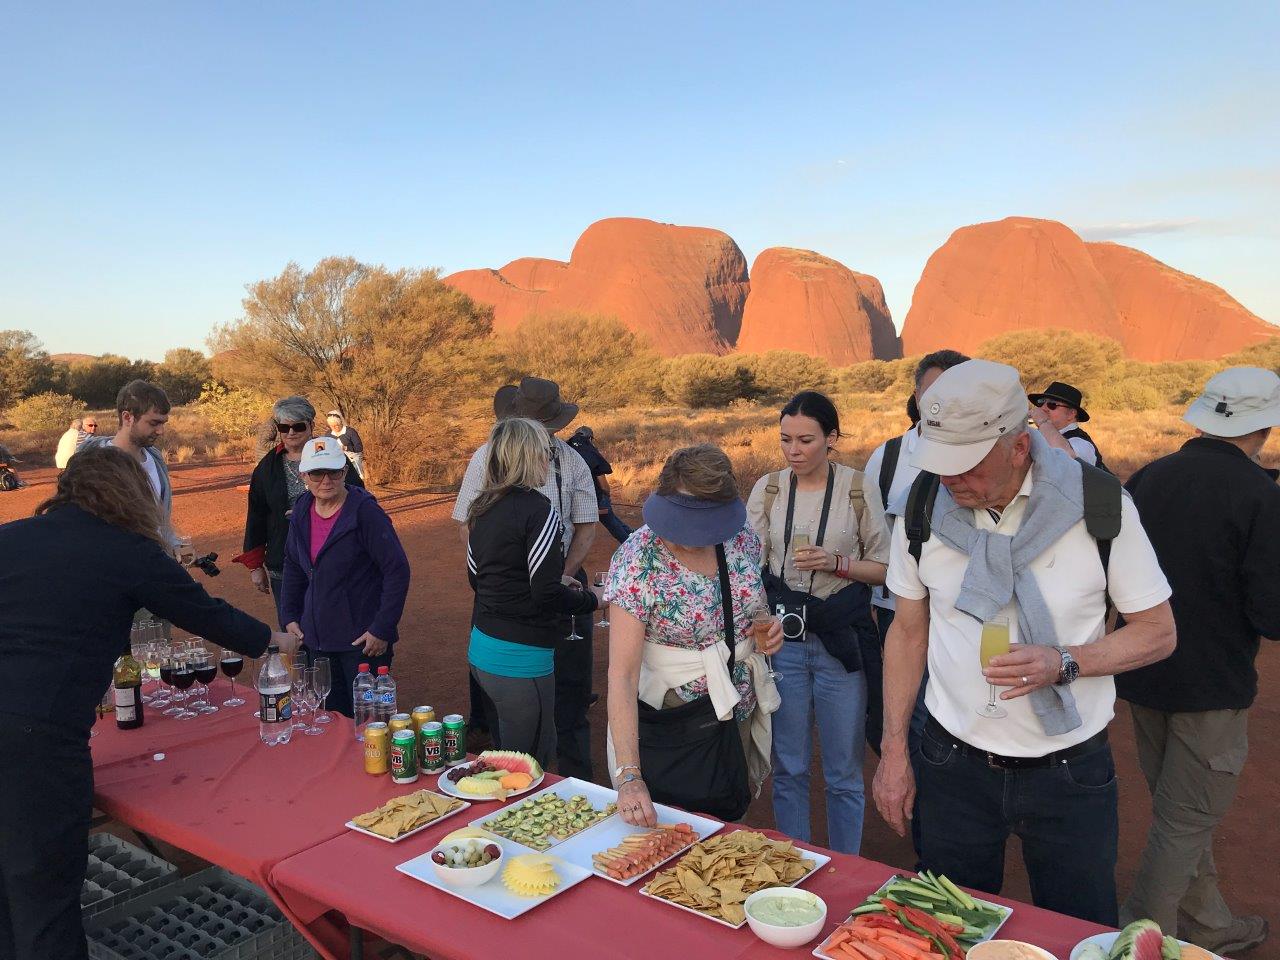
1021, 675, 1029, 685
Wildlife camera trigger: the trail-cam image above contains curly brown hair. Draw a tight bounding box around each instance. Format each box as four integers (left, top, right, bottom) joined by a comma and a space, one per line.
655, 444, 739, 502
36, 445, 164, 543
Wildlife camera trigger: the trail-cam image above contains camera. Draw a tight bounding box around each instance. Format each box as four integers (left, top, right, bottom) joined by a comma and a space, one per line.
192, 552, 221, 577
775, 601, 807, 640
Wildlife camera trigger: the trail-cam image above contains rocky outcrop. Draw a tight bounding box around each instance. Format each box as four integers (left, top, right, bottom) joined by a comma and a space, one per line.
737, 248, 900, 362
443, 218, 750, 354
1086, 242, 1275, 361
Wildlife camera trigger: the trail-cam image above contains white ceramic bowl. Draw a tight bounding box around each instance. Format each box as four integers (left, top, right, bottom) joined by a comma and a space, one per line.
429, 839, 503, 889
968, 940, 1058, 960
744, 887, 827, 948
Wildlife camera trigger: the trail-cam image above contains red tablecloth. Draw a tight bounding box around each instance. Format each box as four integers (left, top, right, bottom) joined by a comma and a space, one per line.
270, 815, 1109, 960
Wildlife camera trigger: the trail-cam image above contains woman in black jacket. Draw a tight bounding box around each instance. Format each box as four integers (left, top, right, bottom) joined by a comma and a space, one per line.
0, 446, 295, 960
466, 417, 600, 767
235, 396, 364, 626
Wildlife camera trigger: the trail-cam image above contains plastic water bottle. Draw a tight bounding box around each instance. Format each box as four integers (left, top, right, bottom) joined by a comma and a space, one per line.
353, 663, 375, 741
374, 665, 397, 723
257, 645, 293, 747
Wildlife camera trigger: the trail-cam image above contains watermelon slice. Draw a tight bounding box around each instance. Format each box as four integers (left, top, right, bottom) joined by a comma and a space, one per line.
1109, 920, 1165, 960
1162, 936, 1182, 960
478, 750, 543, 778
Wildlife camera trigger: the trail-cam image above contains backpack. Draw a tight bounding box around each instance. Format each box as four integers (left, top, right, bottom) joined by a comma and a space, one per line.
878, 435, 902, 511
1061, 425, 1112, 476
903, 460, 1122, 582
760, 466, 867, 569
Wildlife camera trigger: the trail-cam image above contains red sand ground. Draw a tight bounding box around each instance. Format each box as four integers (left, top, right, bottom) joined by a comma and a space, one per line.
4, 459, 1277, 955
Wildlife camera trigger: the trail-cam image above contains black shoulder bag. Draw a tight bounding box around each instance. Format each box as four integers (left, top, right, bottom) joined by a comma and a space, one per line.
636, 543, 751, 822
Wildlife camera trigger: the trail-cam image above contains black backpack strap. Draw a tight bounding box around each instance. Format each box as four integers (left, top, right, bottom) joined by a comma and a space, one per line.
904, 471, 941, 565
1080, 461, 1122, 581
878, 436, 901, 512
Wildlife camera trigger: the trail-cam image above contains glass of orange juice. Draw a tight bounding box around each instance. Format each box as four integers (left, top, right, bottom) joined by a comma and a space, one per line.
977, 616, 1010, 719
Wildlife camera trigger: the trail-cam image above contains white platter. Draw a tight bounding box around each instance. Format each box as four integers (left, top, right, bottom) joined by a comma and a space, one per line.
468, 777, 620, 850
434, 768, 546, 803
638, 835, 831, 929
396, 837, 592, 920
344, 790, 470, 843
1070, 933, 1221, 960
568, 808, 723, 885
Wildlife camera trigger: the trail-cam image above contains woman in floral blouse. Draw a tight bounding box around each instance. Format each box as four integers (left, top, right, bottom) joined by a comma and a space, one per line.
605, 444, 782, 826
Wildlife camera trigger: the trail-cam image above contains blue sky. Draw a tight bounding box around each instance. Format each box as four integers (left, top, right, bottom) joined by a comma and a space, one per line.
3, 2, 1277, 359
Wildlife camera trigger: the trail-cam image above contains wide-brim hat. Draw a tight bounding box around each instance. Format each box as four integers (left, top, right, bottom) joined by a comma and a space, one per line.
642, 492, 746, 548
494, 376, 579, 432
1184, 366, 1280, 438
1028, 381, 1090, 422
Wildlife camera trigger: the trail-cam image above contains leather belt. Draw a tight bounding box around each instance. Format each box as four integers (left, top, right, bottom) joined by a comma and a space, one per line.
925, 715, 1108, 770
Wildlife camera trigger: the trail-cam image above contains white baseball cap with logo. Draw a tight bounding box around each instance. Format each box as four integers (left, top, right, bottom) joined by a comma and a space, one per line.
910, 358, 1029, 476
299, 437, 348, 473
1184, 366, 1280, 438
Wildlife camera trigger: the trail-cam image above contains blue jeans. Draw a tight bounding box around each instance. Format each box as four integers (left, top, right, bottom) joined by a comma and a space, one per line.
770, 633, 867, 854
598, 493, 633, 545
915, 718, 1120, 925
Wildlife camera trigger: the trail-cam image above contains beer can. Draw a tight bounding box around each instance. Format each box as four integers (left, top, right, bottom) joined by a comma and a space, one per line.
420, 721, 445, 773
442, 713, 467, 766
411, 705, 435, 735
388, 712, 414, 736
363, 722, 390, 776
390, 729, 419, 784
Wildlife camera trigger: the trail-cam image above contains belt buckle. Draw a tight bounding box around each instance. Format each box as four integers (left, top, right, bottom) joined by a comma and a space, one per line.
985, 751, 1003, 770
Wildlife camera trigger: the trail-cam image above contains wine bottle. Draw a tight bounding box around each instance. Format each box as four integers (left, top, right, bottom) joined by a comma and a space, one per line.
113, 652, 144, 730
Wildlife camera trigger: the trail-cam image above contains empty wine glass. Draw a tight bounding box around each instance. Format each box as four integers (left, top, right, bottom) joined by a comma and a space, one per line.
289, 651, 309, 730
311, 657, 332, 723
300, 668, 325, 736
593, 571, 610, 628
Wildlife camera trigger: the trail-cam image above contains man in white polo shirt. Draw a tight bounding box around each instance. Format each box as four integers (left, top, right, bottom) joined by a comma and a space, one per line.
872, 359, 1175, 925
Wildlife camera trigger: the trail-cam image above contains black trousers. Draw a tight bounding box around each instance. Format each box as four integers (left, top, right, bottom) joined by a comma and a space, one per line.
0, 713, 92, 960
554, 568, 594, 780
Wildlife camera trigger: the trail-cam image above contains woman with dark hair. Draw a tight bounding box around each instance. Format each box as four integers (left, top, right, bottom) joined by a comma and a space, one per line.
746, 391, 888, 853
606, 444, 783, 826
0, 445, 294, 960
236, 396, 365, 627
465, 418, 600, 767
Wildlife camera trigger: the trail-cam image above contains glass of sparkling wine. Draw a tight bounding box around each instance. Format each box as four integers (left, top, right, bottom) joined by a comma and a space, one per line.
977, 616, 1010, 719
593, 572, 610, 628
748, 604, 782, 681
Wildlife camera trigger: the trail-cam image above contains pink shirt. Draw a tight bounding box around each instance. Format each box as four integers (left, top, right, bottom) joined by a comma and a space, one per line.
309, 502, 343, 564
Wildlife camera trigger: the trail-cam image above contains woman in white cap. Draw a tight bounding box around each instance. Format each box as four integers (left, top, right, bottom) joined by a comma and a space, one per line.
279, 437, 409, 717
605, 444, 783, 826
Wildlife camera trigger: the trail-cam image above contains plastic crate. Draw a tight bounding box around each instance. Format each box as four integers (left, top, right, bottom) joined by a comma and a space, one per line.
82, 833, 181, 920
84, 867, 315, 960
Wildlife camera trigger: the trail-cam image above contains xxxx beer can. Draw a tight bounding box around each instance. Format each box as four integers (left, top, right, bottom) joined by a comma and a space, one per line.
363, 722, 389, 776
420, 721, 445, 773
411, 705, 435, 735
390, 729, 419, 784
388, 713, 413, 736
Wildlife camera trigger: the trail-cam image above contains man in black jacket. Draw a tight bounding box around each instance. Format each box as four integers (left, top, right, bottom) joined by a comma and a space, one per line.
1118, 367, 1280, 955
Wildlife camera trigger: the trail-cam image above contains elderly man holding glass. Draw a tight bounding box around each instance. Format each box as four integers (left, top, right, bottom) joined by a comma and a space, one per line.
236, 396, 365, 627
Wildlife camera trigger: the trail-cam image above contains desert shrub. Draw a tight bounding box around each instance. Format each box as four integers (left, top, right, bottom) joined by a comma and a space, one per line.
977, 329, 1123, 394
154, 348, 212, 405
1110, 360, 1217, 405
196, 382, 270, 440
6, 391, 84, 431
1224, 337, 1280, 373
170, 444, 196, 464
64, 355, 157, 408
1, 330, 61, 408
740, 350, 834, 403
1091, 380, 1163, 412
835, 360, 895, 394
660, 354, 753, 408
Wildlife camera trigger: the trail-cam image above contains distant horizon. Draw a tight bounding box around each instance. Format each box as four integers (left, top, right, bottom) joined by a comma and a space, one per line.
4, 3, 1276, 359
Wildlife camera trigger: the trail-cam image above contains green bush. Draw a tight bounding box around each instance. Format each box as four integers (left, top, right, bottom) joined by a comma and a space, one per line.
6, 391, 84, 431
1091, 380, 1163, 412
660, 354, 753, 408
741, 350, 833, 403
195, 382, 269, 440
977, 329, 1123, 394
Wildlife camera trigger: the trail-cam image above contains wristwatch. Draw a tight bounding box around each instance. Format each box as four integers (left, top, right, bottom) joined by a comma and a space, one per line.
1053, 646, 1080, 686
617, 772, 644, 788
612, 762, 640, 783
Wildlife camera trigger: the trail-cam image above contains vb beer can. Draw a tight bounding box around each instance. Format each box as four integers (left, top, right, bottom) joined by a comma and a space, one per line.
363, 722, 389, 776
410, 705, 435, 735
420, 721, 445, 772
442, 713, 466, 766
390, 729, 419, 784
388, 713, 413, 736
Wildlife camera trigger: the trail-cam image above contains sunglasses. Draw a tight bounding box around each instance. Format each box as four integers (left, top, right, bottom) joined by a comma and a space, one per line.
304, 467, 344, 479
1033, 399, 1069, 412
275, 421, 310, 434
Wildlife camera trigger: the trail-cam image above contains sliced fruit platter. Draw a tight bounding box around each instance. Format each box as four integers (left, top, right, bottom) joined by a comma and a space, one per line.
825, 871, 1011, 957
436, 750, 545, 802
1071, 920, 1221, 960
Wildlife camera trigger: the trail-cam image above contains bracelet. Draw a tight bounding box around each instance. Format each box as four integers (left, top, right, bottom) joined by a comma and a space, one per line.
617, 772, 644, 788
831, 553, 843, 575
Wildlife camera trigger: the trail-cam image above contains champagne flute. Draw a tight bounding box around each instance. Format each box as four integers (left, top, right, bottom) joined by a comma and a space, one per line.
289, 650, 309, 730
789, 523, 812, 586
174, 536, 195, 567
300, 667, 324, 736
976, 616, 1010, 720
593, 572, 610, 628
219, 647, 246, 707
748, 603, 783, 681
311, 657, 332, 723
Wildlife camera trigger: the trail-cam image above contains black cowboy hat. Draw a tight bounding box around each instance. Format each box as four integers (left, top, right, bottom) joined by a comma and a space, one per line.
1028, 381, 1090, 423
493, 376, 579, 432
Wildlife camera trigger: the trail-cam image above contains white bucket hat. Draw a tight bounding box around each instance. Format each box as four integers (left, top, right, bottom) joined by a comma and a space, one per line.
299, 437, 348, 473
910, 359, 1029, 476
1184, 366, 1280, 438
